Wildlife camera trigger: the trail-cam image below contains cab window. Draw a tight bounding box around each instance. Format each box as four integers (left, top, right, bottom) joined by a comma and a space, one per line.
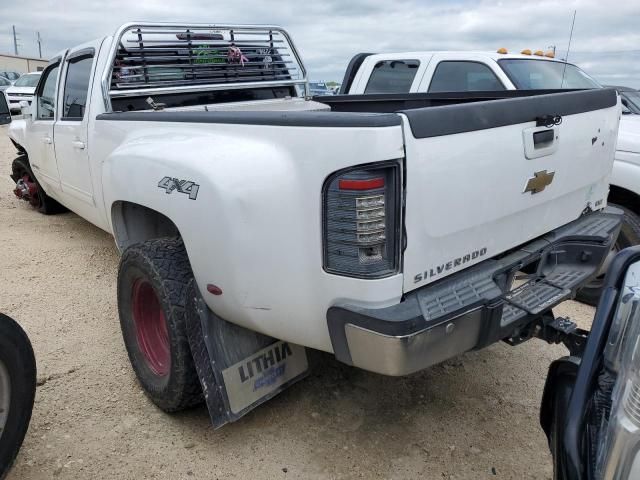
364, 60, 420, 94
37, 63, 59, 120
429, 61, 505, 92
62, 54, 94, 120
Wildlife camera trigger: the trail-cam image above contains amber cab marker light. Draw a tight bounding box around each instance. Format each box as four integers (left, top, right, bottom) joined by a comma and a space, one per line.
545, 51, 555, 58
497, 47, 508, 54
207, 284, 223, 295
534, 50, 544, 56
521, 49, 532, 55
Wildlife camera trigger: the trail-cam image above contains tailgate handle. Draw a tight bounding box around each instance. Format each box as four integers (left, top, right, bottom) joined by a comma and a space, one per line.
523, 126, 559, 160
533, 129, 555, 148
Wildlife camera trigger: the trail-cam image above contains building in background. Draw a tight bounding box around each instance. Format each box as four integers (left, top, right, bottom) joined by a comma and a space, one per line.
0, 53, 48, 74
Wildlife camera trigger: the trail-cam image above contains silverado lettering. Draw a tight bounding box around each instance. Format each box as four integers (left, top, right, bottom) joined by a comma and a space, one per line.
413, 247, 488, 283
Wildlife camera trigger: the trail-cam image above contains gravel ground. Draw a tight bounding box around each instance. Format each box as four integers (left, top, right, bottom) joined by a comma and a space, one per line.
0, 124, 596, 479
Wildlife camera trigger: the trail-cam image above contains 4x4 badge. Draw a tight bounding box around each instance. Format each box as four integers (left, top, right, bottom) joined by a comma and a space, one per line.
158, 177, 199, 200
524, 170, 555, 194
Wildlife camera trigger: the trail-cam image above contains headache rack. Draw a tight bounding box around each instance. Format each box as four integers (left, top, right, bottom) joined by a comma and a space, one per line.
101, 22, 307, 111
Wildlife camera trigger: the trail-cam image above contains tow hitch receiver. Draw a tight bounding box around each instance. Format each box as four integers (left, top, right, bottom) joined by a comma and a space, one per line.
505, 314, 589, 357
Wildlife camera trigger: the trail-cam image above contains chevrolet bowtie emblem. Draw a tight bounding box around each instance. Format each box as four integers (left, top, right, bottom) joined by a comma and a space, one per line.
524, 170, 555, 194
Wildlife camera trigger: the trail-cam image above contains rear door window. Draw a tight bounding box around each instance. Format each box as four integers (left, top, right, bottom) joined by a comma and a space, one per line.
364, 60, 420, 94
428, 61, 505, 92
62, 54, 94, 120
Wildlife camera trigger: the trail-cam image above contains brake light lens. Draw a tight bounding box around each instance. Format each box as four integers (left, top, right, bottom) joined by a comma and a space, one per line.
339, 177, 385, 191
323, 163, 401, 278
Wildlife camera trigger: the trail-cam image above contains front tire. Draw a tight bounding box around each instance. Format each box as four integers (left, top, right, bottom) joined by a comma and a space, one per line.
0, 314, 36, 480
117, 238, 202, 412
575, 203, 640, 306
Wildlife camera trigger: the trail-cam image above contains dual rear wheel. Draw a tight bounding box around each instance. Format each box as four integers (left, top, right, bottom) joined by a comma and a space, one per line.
117, 238, 202, 412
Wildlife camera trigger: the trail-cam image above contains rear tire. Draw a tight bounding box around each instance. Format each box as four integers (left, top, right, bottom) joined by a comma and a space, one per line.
0, 314, 36, 480
575, 203, 640, 306
10, 157, 66, 215
117, 237, 202, 412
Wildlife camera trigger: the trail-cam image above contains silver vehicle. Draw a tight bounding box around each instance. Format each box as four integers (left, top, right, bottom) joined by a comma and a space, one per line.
542, 246, 640, 479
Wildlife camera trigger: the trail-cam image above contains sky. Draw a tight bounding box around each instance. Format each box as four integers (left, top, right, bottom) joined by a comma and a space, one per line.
1, 0, 639, 87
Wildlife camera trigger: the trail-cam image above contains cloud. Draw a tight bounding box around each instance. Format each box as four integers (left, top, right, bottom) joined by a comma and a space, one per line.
1, 0, 639, 87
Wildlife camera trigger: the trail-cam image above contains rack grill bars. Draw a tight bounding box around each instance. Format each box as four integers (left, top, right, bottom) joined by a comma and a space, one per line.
102, 23, 307, 107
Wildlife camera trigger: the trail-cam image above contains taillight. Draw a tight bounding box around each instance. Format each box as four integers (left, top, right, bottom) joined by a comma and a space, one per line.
323, 162, 401, 278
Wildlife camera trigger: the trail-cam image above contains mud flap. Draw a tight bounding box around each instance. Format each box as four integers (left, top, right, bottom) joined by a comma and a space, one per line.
185, 280, 309, 428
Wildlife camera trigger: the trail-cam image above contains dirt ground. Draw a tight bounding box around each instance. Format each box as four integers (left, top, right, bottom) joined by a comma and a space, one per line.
0, 124, 597, 479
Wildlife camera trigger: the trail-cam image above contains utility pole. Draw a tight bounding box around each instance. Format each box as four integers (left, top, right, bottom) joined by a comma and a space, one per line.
12, 25, 19, 56
37, 32, 42, 58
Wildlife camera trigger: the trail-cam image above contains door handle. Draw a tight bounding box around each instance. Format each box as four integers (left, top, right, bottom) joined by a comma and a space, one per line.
42, 136, 52, 144
71, 140, 86, 150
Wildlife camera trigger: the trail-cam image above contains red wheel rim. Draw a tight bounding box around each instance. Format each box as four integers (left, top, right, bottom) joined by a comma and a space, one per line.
132, 279, 170, 376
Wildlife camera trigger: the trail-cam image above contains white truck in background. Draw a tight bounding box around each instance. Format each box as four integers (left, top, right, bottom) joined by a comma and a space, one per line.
338, 49, 640, 304
6, 24, 622, 428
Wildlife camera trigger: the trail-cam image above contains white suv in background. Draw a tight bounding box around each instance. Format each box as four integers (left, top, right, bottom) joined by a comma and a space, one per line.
5, 72, 41, 113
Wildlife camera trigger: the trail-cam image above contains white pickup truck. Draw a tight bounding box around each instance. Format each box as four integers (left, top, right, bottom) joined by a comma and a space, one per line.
6, 24, 623, 427
338, 49, 640, 304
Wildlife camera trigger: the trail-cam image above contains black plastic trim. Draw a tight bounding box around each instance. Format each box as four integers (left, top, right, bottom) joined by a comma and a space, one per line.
339, 53, 374, 94
66, 47, 95, 63
96, 110, 402, 128
400, 88, 617, 138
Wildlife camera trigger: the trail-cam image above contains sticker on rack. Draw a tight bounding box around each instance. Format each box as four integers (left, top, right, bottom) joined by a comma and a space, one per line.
157, 177, 199, 200
221, 341, 308, 414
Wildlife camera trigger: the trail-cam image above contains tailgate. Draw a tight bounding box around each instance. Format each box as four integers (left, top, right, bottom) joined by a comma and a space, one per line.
400, 89, 620, 292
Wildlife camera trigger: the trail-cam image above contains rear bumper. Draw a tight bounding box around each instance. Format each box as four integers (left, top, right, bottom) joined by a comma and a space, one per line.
327, 208, 622, 376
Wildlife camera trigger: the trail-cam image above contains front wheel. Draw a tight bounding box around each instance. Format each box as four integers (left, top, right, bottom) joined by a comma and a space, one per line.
10, 157, 65, 215
0, 314, 36, 480
575, 203, 640, 306
117, 237, 202, 412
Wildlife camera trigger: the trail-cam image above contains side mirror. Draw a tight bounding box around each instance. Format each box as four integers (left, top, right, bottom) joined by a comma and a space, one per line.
19, 100, 32, 118
0, 93, 10, 125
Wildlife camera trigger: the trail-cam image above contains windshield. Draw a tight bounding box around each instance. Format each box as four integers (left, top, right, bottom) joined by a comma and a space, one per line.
621, 91, 640, 114
498, 59, 600, 89
14, 74, 41, 88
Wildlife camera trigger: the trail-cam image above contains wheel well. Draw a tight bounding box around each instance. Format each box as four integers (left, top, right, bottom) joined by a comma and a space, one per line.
111, 201, 181, 251
609, 185, 640, 216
